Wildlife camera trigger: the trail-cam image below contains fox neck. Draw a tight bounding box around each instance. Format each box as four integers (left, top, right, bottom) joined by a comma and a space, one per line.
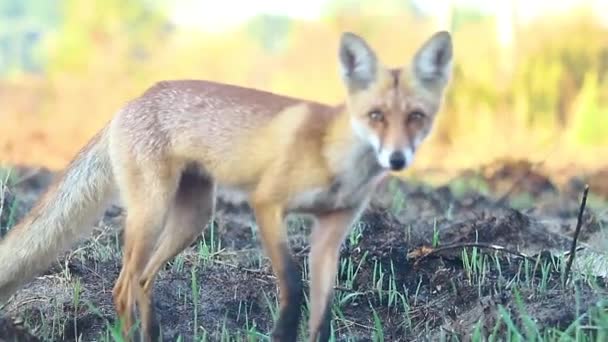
323, 106, 387, 182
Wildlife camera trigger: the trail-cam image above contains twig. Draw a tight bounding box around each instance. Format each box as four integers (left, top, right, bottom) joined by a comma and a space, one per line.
564, 184, 590, 286
411, 242, 536, 267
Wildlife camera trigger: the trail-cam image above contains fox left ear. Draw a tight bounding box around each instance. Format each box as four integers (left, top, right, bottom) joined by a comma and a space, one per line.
339, 32, 378, 92
412, 31, 453, 89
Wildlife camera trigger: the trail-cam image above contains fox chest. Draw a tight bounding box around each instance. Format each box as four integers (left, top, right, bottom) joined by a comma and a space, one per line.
286, 161, 385, 215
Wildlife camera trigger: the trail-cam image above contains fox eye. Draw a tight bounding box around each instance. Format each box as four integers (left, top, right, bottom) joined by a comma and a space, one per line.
368, 110, 384, 122
407, 110, 426, 123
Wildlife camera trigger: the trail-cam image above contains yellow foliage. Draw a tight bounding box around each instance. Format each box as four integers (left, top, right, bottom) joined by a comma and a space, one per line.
1, 7, 607, 179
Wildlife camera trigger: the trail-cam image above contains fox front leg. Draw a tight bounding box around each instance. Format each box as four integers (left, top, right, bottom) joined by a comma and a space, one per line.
308, 208, 359, 342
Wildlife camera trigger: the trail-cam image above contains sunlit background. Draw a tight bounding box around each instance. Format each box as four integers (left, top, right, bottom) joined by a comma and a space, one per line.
1, 0, 607, 184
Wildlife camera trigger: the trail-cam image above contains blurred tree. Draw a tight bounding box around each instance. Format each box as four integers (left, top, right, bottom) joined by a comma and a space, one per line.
246, 14, 291, 53
569, 71, 608, 145
495, 0, 517, 85
0, 0, 59, 22
0, 0, 60, 75
323, 0, 410, 15
321, 0, 412, 35
46, 0, 171, 75
406, 0, 455, 31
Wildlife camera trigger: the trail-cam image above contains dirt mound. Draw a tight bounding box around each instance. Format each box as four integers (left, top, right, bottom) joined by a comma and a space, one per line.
0, 316, 40, 342
480, 158, 557, 197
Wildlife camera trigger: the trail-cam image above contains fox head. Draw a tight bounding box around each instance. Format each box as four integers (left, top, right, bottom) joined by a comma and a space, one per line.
339, 31, 453, 172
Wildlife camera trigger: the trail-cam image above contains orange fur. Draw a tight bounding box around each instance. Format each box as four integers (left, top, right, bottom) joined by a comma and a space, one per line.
0, 31, 453, 341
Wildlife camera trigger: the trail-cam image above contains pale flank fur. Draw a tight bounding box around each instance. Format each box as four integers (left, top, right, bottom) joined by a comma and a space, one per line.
0, 125, 115, 303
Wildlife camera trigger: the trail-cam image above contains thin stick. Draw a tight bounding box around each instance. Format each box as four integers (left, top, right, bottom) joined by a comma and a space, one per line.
564, 184, 590, 286
411, 241, 536, 266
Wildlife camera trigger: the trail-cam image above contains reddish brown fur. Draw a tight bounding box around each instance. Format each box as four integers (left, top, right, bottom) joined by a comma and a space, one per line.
0, 31, 453, 342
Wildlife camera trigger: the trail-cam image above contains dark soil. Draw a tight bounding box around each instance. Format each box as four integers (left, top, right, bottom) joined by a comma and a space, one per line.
1, 160, 607, 341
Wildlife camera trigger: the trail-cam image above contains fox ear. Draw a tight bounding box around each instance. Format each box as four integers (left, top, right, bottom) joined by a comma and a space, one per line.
339, 32, 378, 92
412, 31, 453, 89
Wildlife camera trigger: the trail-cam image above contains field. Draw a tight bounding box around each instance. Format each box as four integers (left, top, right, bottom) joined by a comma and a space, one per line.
1, 1, 608, 341
1, 160, 607, 341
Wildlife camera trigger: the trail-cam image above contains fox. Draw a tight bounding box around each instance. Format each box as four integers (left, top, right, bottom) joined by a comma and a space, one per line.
0, 31, 453, 341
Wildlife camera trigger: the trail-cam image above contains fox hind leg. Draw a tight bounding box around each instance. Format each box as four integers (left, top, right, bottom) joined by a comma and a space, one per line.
139, 170, 216, 295
112, 161, 181, 342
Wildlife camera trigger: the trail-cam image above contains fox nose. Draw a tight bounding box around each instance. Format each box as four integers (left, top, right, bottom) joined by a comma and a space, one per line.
389, 151, 406, 171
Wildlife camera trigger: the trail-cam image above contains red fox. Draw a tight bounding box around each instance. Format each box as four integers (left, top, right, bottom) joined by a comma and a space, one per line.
0, 31, 453, 341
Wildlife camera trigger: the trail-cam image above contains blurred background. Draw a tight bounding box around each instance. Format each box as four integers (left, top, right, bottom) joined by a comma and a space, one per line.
0, 0, 607, 184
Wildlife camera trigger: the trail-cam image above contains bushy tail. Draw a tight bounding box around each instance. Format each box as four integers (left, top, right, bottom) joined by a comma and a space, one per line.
0, 125, 115, 302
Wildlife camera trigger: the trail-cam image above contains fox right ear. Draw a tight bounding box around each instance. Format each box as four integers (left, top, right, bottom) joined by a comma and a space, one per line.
412, 31, 453, 89
339, 32, 378, 92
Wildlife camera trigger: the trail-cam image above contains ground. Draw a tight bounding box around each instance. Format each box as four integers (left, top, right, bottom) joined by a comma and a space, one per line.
0, 160, 607, 341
